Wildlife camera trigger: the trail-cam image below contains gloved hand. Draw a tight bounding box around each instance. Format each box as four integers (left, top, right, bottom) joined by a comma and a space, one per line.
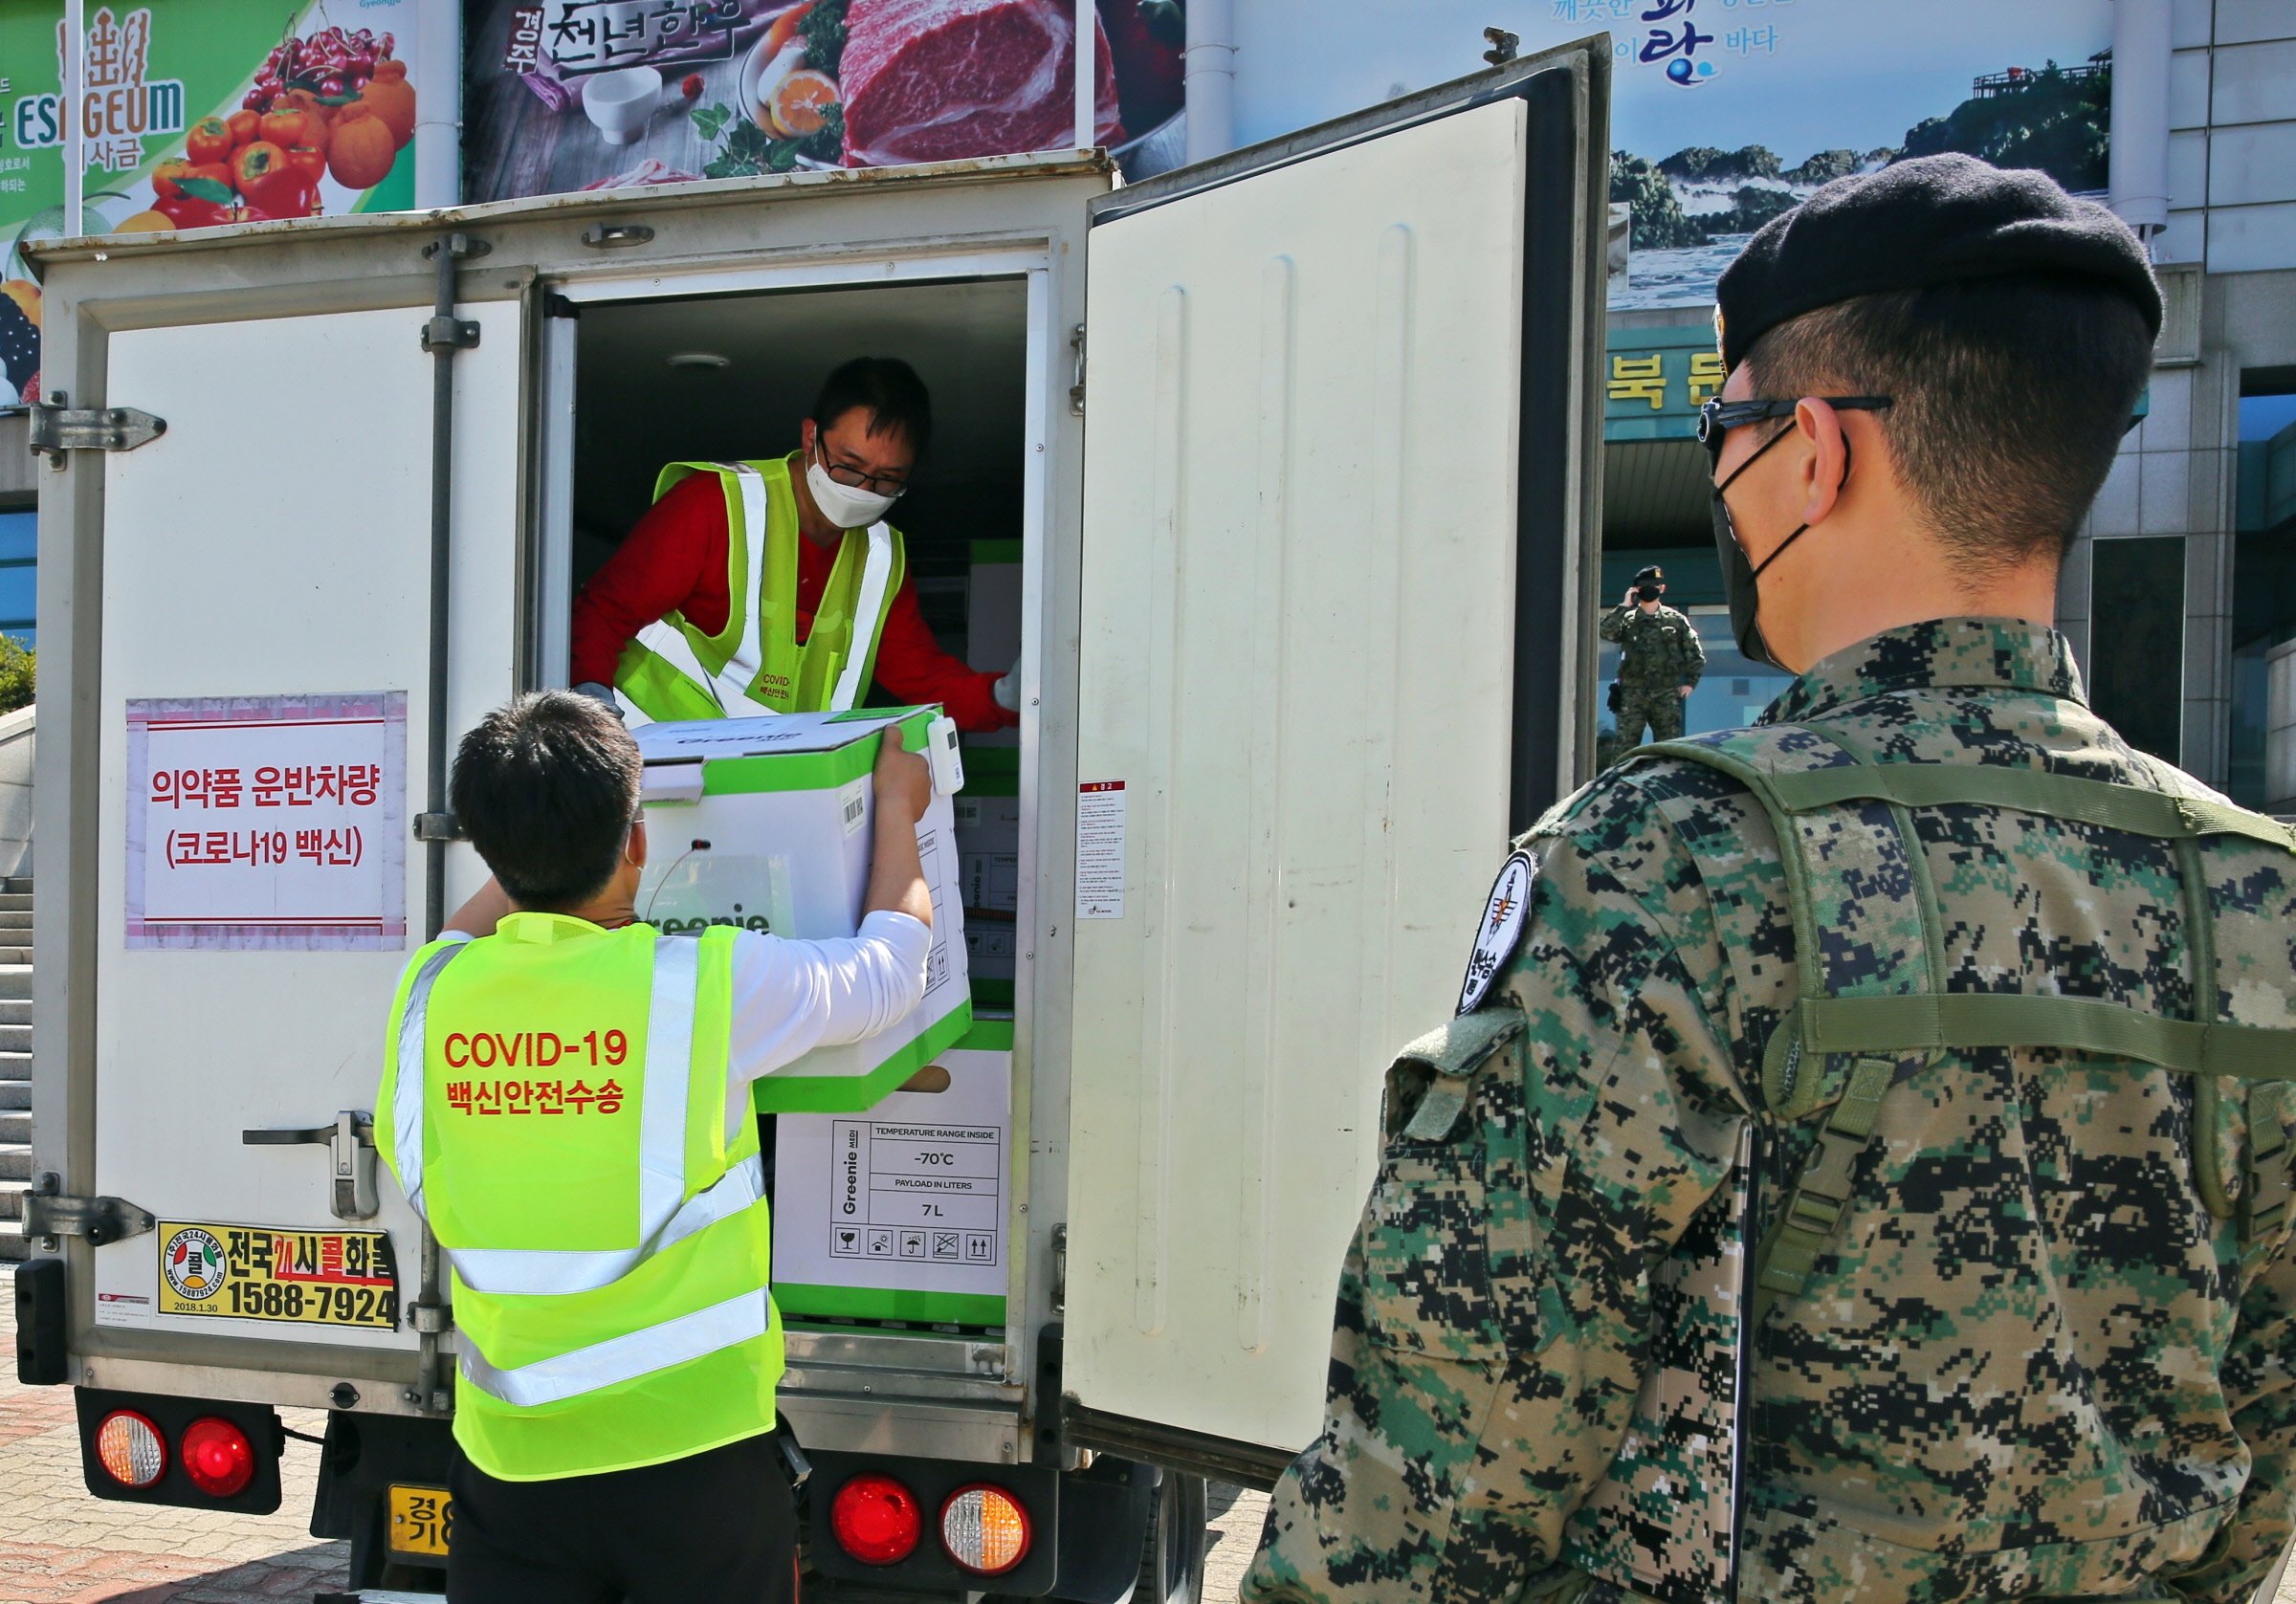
992, 660, 1022, 714
572, 681, 625, 719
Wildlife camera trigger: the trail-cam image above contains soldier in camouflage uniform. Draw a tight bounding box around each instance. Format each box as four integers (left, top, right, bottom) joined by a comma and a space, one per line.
1598, 564, 1704, 745
1246, 156, 2296, 1604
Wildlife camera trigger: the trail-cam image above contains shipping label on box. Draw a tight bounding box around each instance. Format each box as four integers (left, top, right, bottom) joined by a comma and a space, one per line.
633, 710, 970, 1111
772, 1045, 1010, 1326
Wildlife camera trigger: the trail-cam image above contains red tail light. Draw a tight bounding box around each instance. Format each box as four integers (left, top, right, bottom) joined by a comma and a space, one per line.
94, 1410, 167, 1489
828, 1473, 922, 1564
179, 1417, 255, 1498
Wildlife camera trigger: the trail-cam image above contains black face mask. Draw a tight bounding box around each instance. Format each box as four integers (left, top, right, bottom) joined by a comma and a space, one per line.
1709, 424, 1849, 671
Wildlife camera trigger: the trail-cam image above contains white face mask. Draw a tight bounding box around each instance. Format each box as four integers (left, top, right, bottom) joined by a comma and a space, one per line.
806, 454, 899, 531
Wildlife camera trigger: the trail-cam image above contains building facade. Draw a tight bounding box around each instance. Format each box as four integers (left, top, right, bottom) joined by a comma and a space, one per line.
1599, 0, 2296, 807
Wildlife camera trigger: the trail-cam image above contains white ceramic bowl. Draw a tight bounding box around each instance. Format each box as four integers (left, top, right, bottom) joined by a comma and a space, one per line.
583, 65, 663, 145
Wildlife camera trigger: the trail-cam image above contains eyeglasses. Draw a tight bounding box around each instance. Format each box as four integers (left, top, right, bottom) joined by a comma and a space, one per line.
815, 440, 911, 500
1697, 395, 1892, 468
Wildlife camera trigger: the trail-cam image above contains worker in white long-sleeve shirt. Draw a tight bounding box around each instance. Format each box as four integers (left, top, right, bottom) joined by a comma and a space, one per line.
374, 690, 932, 1603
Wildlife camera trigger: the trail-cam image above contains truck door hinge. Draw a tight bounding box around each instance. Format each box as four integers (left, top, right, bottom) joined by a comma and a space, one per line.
412, 811, 465, 842
1068, 325, 1086, 417
243, 1110, 379, 1221
1051, 1222, 1068, 1314
27, 393, 166, 456
24, 1173, 156, 1248
420, 316, 481, 354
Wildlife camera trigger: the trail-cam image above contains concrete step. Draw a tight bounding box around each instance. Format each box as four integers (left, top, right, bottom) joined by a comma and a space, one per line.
0, 1080, 26, 1110
0, 1110, 25, 1144
0, 1177, 27, 1219
0, 947, 33, 965
0, 1024, 31, 1053
0, 1220, 28, 1262
0, 968, 29, 1001
0, 1000, 31, 1027
0, 893, 33, 912
0, 912, 33, 934
3, 878, 30, 895
0, 1143, 29, 1181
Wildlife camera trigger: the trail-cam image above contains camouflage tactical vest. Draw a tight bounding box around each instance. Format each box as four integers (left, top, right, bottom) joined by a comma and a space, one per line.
1389, 716, 2296, 1604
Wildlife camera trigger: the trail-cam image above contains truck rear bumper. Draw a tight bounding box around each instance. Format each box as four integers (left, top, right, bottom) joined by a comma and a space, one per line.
82, 1354, 430, 1417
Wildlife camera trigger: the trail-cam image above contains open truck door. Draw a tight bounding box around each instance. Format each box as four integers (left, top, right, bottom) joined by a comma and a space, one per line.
35, 243, 522, 1423
1062, 44, 1609, 1483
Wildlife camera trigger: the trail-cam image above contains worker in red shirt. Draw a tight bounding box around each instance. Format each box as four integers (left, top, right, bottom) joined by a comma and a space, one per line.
570, 358, 1019, 732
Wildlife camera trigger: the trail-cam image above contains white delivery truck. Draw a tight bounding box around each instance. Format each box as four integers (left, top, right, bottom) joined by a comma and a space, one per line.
12, 36, 1606, 1601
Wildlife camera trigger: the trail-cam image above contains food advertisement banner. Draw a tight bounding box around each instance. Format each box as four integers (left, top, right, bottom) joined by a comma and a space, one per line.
463, 0, 1181, 201
0, 0, 422, 403
1230, 0, 2113, 307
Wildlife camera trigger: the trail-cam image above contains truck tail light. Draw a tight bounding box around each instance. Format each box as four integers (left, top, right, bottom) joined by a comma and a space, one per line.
94, 1410, 167, 1489
939, 1483, 1030, 1575
179, 1417, 256, 1498
828, 1473, 922, 1564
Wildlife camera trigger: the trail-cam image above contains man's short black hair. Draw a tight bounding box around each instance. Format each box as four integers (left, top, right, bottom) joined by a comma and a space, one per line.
810, 357, 933, 456
450, 692, 642, 912
1742, 274, 2152, 574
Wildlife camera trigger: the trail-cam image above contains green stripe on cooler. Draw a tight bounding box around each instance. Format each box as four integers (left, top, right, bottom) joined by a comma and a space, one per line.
749, 1001, 976, 1114
777, 1285, 1007, 1327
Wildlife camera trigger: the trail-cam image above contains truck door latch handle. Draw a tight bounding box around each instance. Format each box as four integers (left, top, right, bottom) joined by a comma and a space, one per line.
242, 1110, 380, 1221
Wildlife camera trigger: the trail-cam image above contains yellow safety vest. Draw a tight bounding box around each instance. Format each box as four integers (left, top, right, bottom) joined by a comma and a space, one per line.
376, 915, 780, 1481
613, 456, 907, 726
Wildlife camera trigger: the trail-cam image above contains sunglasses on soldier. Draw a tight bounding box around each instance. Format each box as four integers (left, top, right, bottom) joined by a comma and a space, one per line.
1697, 395, 1893, 469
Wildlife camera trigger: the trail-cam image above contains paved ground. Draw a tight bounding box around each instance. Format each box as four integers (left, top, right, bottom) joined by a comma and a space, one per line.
1203, 1484, 1269, 1603
0, 1265, 351, 1603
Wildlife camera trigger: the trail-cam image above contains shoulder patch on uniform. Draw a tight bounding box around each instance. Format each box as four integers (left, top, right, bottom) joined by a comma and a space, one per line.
1458, 850, 1536, 1016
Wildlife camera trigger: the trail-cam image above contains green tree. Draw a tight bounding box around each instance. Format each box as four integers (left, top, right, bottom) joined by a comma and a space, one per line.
0, 636, 35, 714
1898, 58, 2112, 193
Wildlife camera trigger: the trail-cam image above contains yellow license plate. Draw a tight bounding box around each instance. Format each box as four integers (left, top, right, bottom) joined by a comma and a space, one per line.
156, 1221, 398, 1329
387, 1483, 453, 1559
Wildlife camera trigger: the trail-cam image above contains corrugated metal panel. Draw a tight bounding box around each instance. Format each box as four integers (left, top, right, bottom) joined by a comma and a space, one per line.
1604, 437, 1711, 543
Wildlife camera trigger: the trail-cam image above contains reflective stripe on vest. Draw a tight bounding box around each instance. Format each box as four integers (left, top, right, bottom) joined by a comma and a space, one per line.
388, 939, 469, 1217
613, 458, 903, 726
444, 1154, 763, 1297
828, 522, 895, 713
459, 1286, 772, 1408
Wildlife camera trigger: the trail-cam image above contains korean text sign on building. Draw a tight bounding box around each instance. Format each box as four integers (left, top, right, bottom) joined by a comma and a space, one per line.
125, 692, 408, 950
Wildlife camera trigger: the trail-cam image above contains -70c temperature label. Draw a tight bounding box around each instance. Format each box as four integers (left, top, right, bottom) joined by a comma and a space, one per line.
827, 1120, 1002, 1267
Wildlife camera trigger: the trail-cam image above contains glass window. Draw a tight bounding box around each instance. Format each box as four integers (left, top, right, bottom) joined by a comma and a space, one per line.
0, 510, 34, 565
2090, 537, 2186, 767
2230, 385, 2296, 808
0, 565, 34, 629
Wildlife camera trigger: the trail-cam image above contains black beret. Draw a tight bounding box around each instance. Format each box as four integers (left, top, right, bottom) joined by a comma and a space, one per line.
1632, 565, 1665, 584
1716, 153, 2161, 373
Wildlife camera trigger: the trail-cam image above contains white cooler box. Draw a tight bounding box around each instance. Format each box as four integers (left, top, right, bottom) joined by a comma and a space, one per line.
632, 707, 971, 1113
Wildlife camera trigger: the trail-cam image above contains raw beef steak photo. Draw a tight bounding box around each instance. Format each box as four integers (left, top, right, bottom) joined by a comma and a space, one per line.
842, 0, 1123, 167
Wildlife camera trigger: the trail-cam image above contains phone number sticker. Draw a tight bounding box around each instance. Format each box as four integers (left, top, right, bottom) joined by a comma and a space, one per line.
157, 1221, 398, 1329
